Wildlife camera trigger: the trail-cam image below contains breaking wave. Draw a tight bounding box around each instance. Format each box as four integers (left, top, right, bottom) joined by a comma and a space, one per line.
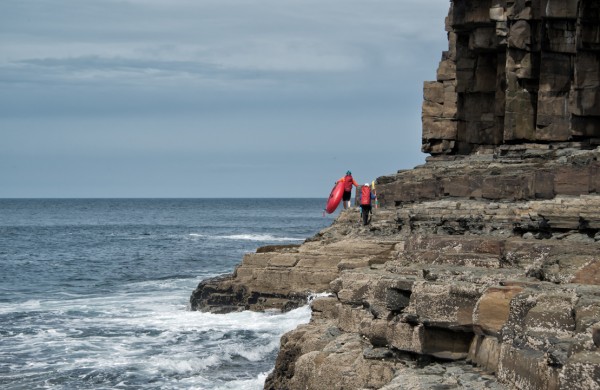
188, 233, 304, 242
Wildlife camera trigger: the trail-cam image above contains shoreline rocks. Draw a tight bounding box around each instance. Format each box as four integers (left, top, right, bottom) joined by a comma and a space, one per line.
190, 148, 600, 389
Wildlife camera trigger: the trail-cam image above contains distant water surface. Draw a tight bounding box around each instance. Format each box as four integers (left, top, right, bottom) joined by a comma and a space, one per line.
0, 198, 336, 389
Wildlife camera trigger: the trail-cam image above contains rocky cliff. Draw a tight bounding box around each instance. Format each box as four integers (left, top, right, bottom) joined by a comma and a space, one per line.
190, 1, 600, 389
423, 0, 600, 155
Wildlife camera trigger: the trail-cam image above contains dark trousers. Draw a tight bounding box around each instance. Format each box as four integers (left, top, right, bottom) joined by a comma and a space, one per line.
360, 205, 372, 225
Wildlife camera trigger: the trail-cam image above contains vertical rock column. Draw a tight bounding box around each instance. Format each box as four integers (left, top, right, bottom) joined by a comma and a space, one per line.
423, 0, 507, 154
455, 1, 504, 153
422, 0, 600, 155
571, 0, 600, 139
536, 0, 578, 140
504, 0, 539, 142
422, 7, 459, 155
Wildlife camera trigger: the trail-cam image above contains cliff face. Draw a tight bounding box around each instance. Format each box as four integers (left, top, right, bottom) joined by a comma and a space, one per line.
423, 0, 600, 155
190, 1, 600, 389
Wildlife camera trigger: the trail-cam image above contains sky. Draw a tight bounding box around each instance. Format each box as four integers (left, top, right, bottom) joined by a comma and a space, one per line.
0, 0, 450, 198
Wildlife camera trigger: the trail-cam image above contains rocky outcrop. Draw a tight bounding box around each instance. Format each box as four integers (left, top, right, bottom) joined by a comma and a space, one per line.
191, 149, 600, 389
189, 223, 399, 313
190, 1, 600, 388
257, 148, 600, 390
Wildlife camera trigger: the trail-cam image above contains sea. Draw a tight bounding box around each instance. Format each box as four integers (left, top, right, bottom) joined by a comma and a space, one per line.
0, 198, 336, 390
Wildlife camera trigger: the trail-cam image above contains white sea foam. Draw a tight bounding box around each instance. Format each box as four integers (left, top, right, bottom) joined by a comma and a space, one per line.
187, 233, 304, 242
2, 265, 310, 390
218, 234, 304, 242
215, 371, 271, 390
1, 284, 312, 389
20, 299, 41, 310
149, 353, 228, 374
229, 339, 281, 361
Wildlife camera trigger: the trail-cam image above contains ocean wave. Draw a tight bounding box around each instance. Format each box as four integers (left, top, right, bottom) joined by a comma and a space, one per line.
1, 198, 331, 389
1, 297, 311, 389
150, 353, 228, 374
218, 234, 304, 242
229, 339, 280, 362
215, 371, 270, 390
187, 233, 304, 242
0, 299, 42, 314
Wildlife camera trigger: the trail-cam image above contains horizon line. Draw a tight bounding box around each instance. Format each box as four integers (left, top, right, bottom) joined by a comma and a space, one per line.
0, 196, 329, 200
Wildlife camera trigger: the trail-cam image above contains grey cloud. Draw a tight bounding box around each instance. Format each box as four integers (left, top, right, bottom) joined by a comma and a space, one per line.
0, 0, 449, 197
9, 56, 251, 82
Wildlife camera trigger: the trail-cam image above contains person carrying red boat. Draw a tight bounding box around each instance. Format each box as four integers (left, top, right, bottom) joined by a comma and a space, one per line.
336, 171, 359, 209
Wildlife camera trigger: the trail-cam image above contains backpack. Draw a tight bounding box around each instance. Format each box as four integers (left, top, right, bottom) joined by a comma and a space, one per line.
360, 185, 371, 205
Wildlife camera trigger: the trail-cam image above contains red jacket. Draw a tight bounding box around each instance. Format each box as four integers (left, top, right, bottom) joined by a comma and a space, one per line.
360, 185, 372, 205
338, 175, 358, 192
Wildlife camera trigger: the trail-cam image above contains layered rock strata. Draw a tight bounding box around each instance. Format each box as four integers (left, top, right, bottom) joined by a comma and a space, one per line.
423, 0, 600, 155
191, 147, 600, 389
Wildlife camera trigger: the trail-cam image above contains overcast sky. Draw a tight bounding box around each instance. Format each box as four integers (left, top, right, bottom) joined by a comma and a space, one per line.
1, 0, 449, 198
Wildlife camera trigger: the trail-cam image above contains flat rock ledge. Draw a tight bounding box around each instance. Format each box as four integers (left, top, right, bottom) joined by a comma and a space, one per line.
190, 148, 600, 389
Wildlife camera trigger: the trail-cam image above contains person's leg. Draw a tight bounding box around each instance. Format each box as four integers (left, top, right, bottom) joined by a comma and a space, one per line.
342, 191, 351, 209
364, 205, 372, 225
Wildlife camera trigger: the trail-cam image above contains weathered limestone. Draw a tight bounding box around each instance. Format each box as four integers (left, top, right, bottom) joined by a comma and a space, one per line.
261, 192, 599, 388
377, 147, 600, 207
191, 150, 600, 388
190, 210, 400, 313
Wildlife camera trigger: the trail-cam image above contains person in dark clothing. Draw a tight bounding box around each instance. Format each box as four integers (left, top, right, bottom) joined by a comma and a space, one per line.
336, 171, 359, 209
359, 183, 376, 225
